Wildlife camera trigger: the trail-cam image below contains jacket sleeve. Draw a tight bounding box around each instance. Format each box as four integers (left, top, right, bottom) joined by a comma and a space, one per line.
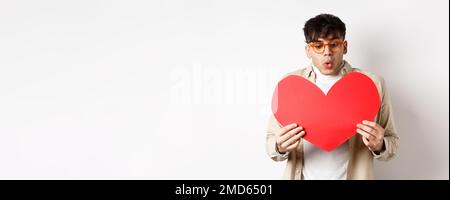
372, 77, 400, 161
266, 115, 290, 161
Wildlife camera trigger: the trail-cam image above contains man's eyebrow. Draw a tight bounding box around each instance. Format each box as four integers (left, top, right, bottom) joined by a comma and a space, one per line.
324, 36, 341, 40
315, 36, 342, 42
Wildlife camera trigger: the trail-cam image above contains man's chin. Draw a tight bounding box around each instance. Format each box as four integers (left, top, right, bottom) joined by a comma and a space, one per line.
320, 68, 338, 75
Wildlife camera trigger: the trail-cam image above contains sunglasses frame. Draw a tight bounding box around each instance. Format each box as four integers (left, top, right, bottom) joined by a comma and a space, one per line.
308, 39, 346, 54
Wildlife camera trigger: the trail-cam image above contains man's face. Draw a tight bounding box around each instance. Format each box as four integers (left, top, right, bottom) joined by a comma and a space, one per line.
306, 35, 347, 75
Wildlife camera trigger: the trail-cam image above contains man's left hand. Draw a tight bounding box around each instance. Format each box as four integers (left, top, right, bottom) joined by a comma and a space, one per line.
356, 120, 385, 153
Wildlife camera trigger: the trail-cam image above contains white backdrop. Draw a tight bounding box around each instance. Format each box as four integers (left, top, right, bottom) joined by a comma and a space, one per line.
0, 0, 448, 179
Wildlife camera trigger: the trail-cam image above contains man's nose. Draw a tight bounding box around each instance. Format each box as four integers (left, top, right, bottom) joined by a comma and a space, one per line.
323, 45, 333, 56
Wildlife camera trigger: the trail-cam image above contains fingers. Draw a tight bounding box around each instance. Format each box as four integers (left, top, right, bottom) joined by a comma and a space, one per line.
279, 126, 303, 144
275, 123, 305, 153
356, 123, 377, 137
356, 128, 375, 141
359, 121, 385, 151
277, 123, 298, 137
357, 121, 385, 143
280, 130, 305, 149
286, 140, 300, 151
362, 120, 376, 127
362, 134, 380, 151
361, 136, 373, 151
362, 135, 370, 146
362, 120, 382, 132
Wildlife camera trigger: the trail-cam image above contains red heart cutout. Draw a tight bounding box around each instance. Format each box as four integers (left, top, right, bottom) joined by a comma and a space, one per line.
272, 72, 381, 152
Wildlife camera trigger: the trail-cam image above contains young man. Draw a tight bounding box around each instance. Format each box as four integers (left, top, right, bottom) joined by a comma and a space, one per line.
265, 14, 399, 180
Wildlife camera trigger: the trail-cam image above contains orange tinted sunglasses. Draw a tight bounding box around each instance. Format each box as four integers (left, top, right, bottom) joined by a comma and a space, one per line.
308, 39, 345, 54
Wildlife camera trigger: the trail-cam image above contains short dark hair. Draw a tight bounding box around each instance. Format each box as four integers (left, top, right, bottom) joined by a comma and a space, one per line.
303, 14, 346, 43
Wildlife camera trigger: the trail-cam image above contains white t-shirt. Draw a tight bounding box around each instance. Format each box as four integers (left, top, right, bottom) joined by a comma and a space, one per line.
302, 64, 349, 180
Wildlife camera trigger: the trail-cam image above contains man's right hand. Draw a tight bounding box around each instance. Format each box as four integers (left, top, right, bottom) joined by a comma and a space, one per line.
275, 123, 305, 154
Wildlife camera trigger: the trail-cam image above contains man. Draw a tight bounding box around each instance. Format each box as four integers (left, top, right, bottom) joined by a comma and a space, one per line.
266, 14, 399, 180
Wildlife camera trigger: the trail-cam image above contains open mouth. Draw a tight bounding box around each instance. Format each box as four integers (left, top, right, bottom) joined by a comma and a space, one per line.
323, 60, 333, 69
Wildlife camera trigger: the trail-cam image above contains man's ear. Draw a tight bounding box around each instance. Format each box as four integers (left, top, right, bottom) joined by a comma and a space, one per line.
305, 46, 312, 58
343, 41, 348, 54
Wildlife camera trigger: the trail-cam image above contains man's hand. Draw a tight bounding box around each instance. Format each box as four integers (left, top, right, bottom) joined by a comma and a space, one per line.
275, 123, 305, 154
356, 120, 385, 153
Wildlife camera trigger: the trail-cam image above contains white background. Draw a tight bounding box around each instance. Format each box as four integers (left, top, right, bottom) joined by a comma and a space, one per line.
0, 0, 448, 179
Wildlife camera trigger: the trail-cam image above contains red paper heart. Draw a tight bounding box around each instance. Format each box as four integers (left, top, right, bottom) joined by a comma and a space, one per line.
272, 72, 381, 151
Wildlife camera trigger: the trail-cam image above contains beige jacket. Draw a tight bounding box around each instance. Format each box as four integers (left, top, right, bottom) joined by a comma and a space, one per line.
266, 61, 399, 180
